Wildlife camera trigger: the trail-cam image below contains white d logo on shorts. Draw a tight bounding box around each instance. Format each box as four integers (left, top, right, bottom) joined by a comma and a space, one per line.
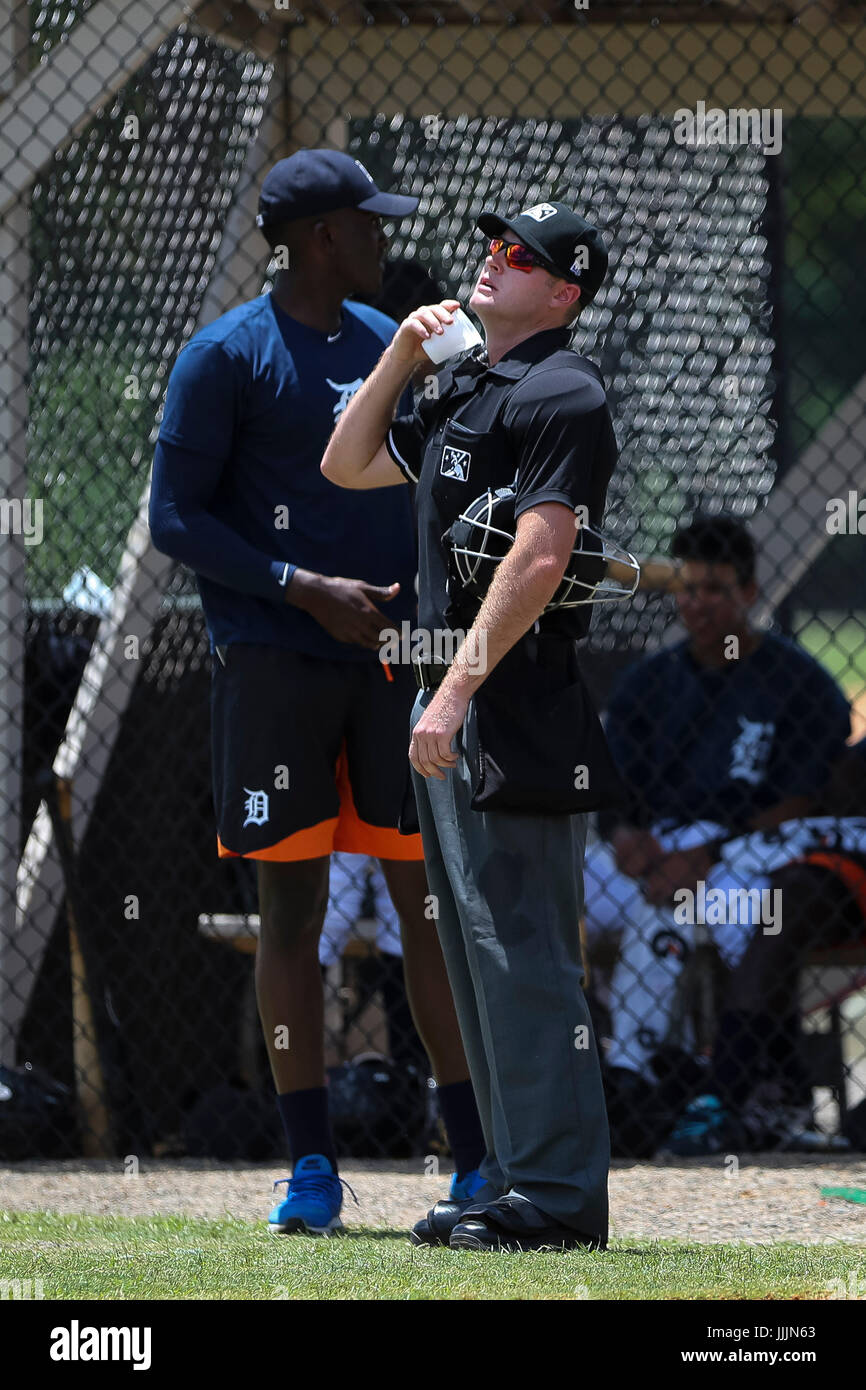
243, 788, 270, 827
522, 203, 558, 222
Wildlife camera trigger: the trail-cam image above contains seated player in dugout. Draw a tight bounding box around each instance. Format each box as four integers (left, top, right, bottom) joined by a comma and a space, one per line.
149, 149, 488, 1236
643, 725, 866, 1157
583, 515, 858, 1153
684, 736, 866, 1157
598, 738, 866, 1158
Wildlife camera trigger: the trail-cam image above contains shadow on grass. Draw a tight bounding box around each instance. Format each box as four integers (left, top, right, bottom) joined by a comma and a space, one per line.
340, 1232, 701, 1258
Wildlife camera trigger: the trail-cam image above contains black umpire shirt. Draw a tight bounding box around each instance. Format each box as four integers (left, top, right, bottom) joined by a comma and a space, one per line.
385, 325, 618, 644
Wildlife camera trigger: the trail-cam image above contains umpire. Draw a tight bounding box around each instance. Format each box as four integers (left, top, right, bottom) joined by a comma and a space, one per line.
323, 200, 617, 1251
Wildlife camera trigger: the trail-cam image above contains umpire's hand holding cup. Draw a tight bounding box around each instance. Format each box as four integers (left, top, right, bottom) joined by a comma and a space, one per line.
389, 299, 465, 367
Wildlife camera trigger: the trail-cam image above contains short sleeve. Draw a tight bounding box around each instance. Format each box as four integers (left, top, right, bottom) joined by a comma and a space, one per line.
158, 339, 243, 460
385, 382, 433, 484
505, 367, 609, 520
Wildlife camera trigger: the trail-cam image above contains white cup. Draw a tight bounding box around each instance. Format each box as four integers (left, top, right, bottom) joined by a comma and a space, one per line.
420, 306, 483, 364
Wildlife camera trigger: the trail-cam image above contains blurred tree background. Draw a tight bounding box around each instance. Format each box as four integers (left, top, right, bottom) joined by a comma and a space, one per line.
785, 118, 866, 455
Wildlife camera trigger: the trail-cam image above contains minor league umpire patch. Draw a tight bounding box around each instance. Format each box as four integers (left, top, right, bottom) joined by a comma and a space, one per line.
441, 445, 472, 481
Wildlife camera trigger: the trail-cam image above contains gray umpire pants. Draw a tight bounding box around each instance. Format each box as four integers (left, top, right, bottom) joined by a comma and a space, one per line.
410, 688, 610, 1240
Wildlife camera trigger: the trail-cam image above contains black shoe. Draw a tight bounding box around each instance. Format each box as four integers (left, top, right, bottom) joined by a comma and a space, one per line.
411, 1198, 476, 1247
410, 1175, 499, 1247
449, 1193, 607, 1253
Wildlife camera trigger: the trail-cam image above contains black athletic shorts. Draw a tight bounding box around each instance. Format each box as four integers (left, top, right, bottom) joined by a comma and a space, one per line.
211, 644, 423, 862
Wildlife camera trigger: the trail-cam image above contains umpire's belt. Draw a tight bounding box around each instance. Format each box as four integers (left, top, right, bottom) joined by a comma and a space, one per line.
412, 658, 451, 691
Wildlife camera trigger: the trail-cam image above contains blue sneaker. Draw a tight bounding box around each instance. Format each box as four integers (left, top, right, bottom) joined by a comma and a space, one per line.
410, 1168, 490, 1246
267, 1154, 356, 1236
450, 1169, 487, 1202
660, 1094, 735, 1157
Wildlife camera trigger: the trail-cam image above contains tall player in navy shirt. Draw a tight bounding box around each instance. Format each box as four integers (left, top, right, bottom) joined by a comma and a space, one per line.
150, 151, 485, 1236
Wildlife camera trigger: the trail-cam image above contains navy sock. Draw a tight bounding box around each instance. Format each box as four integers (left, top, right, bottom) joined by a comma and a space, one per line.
276, 1086, 338, 1172
435, 1079, 485, 1179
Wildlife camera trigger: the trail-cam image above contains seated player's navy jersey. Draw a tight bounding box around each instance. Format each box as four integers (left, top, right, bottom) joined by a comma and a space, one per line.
605, 632, 851, 832
384, 327, 618, 643
150, 293, 417, 660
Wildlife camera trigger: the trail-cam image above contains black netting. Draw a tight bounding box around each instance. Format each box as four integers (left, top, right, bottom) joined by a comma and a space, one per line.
2, 0, 865, 1164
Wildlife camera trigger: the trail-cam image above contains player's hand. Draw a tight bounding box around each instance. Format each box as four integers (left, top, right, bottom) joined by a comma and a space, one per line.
611, 825, 663, 879
642, 845, 714, 907
409, 684, 468, 779
388, 300, 463, 367
290, 573, 399, 649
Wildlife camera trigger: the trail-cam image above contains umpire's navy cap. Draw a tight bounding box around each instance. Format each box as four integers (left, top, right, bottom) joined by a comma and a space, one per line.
257, 149, 419, 228
476, 200, 608, 300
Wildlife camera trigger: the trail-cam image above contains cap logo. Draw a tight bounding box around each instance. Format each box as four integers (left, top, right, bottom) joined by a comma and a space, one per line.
353, 159, 376, 185
522, 203, 558, 222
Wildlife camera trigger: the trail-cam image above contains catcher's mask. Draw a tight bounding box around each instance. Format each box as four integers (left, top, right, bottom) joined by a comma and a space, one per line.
445, 486, 640, 611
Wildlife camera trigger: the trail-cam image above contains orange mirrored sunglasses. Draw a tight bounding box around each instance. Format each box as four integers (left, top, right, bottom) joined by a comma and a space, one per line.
488, 237, 553, 274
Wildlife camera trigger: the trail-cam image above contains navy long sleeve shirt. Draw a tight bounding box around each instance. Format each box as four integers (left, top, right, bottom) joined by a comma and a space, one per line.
149, 292, 417, 660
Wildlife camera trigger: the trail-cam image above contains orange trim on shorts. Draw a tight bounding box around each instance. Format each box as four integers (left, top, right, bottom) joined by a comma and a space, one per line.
217, 821, 338, 862
217, 746, 424, 863
332, 744, 423, 860
795, 851, 866, 921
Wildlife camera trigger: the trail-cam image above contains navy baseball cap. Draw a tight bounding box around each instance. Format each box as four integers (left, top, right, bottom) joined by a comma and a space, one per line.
257, 149, 419, 228
476, 200, 608, 301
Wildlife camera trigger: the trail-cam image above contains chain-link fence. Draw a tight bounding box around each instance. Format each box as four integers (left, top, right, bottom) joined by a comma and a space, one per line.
1, 0, 865, 1164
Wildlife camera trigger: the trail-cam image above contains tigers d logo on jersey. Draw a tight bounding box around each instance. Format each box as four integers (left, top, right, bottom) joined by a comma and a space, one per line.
326, 377, 364, 422
728, 716, 775, 786
440, 445, 471, 481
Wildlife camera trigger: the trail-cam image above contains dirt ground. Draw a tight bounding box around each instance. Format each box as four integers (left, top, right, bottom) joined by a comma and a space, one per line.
2, 1154, 866, 1245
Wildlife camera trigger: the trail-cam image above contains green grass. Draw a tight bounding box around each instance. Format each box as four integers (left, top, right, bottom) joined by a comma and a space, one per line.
1, 1211, 864, 1300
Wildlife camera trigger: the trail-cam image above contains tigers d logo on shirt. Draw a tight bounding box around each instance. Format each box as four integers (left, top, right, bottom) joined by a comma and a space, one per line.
440, 445, 472, 481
